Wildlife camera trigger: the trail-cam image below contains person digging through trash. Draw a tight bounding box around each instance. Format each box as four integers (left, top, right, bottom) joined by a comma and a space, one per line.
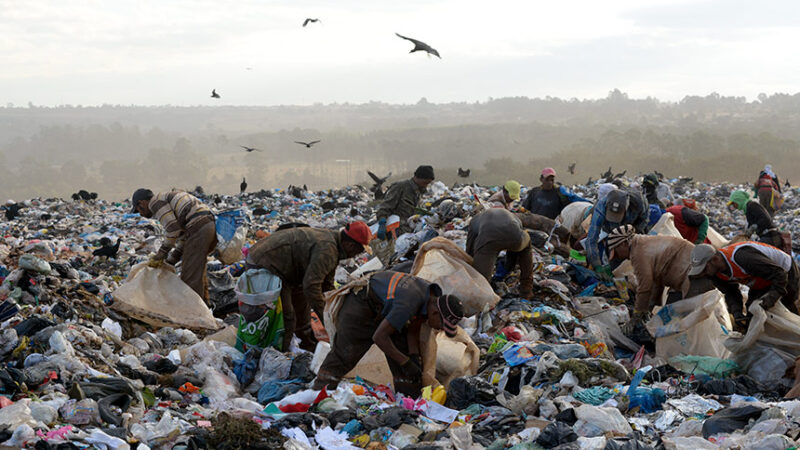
488, 180, 521, 210
246, 221, 370, 351
376, 165, 435, 239
755, 164, 783, 217
313, 270, 465, 396
666, 199, 709, 245
727, 190, 785, 250
466, 208, 534, 299
584, 187, 649, 281
688, 242, 800, 331
131, 188, 216, 302
521, 167, 588, 219
604, 225, 695, 333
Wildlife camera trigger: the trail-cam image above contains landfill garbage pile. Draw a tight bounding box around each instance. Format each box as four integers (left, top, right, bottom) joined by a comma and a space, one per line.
1, 178, 800, 449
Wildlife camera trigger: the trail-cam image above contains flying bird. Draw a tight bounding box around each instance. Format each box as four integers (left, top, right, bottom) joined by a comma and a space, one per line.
211, 89, 220, 98
303, 18, 321, 27
294, 140, 321, 148
240, 177, 248, 194
458, 168, 471, 178
395, 33, 440, 58
367, 171, 392, 199
567, 163, 576, 175
240, 145, 262, 153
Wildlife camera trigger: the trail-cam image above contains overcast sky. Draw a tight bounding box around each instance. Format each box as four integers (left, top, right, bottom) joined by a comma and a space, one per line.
2, 0, 799, 106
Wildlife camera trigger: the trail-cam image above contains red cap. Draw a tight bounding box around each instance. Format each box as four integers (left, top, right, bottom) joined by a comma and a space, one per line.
344, 221, 371, 245
541, 167, 556, 177
682, 198, 698, 210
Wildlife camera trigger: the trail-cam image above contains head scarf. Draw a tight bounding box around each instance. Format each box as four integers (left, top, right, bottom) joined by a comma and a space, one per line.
728, 190, 751, 213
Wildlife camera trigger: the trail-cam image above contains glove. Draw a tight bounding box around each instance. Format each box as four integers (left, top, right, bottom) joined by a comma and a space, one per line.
400, 355, 422, 379
377, 218, 388, 240
595, 265, 614, 282
622, 310, 651, 335
147, 257, 164, 269
758, 292, 780, 310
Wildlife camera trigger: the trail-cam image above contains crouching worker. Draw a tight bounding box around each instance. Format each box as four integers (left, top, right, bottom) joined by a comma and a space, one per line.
688, 242, 800, 331
131, 188, 216, 303
604, 225, 694, 333
313, 271, 465, 396
246, 222, 370, 351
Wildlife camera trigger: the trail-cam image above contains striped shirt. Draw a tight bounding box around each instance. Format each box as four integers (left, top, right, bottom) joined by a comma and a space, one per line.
149, 191, 212, 259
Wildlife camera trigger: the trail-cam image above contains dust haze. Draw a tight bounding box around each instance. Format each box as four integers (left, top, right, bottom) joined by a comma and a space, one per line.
2, 90, 800, 200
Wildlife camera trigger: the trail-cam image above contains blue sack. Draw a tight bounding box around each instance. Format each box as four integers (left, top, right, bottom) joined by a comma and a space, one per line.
216, 209, 247, 242
257, 378, 305, 404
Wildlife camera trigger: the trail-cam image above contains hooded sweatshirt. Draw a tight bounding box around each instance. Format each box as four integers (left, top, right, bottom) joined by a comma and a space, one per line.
729, 190, 775, 236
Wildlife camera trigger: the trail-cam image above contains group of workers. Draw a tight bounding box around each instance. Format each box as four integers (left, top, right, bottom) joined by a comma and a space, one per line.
127, 161, 794, 395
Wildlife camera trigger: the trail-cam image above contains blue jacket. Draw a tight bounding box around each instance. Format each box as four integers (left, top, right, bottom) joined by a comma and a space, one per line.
585, 189, 650, 268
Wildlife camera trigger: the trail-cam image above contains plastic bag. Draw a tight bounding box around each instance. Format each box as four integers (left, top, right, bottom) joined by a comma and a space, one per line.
235, 269, 282, 306
701, 405, 765, 438
112, 263, 219, 330
445, 376, 499, 410
725, 300, 800, 382
235, 302, 284, 353
573, 404, 633, 437
411, 237, 499, 317
645, 289, 732, 359
216, 209, 248, 265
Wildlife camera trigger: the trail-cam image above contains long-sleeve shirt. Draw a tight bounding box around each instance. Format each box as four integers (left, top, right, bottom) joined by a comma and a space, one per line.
667, 205, 708, 244
711, 245, 791, 308
149, 191, 213, 259
376, 178, 424, 233
246, 227, 346, 310
745, 200, 776, 236
628, 235, 694, 312
521, 185, 589, 219
585, 189, 649, 268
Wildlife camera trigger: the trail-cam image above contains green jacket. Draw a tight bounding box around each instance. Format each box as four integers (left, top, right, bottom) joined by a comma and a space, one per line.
376, 178, 425, 232
246, 227, 346, 310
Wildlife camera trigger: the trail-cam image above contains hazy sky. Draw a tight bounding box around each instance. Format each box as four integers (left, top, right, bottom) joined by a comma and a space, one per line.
2, 0, 799, 106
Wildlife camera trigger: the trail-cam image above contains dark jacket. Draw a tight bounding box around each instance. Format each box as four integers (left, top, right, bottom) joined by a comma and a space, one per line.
522, 185, 588, 219
376, 178, 425, 233
745, 200, 776, 236
246, 227, 346, 310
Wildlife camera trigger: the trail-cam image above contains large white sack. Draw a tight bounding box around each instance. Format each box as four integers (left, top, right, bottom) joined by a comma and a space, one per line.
112, 263, 219, 331
646, 289, 732, 359
411, 237, 500, 317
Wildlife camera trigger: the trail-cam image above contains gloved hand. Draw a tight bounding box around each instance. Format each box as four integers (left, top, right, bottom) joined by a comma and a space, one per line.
758, 292, 780, 310
377, 218, 388, 240
400, 355, 422, 379
147, 257, 164, 269
595, 265, 614, 282
622, 310, 651, 335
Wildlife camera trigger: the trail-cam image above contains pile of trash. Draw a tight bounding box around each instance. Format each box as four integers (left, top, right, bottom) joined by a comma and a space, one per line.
1, 178, 800, 449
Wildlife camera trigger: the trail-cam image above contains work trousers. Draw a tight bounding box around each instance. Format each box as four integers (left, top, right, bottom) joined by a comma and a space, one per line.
279, 284, 318, 352
472, 241, 534, 296
314, 289, 419, 396
180, 220, 217, 303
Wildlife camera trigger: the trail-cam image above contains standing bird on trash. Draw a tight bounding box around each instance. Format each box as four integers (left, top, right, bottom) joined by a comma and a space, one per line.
395, 33, 441, 58
240, 177, 247, 194
3, 201, 24, 221
245, 222, 371, 351
294, 140, 321, 149
93, 237, 121, 259
130, 189, 217, 303
313, 270, 465, 397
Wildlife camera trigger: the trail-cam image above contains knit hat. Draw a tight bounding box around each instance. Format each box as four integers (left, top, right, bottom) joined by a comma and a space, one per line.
414, 165, 435, 180
437, 294, 465, 338
727, 190, 751, 213
605, 224, 635, 250
130, 188, 153, 213
504, 180, 521, 201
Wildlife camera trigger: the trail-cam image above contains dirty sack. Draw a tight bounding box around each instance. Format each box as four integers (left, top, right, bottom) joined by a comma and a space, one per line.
645, 289, 732, 359
411, 237, 500, 316
112, 263, 219, 330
